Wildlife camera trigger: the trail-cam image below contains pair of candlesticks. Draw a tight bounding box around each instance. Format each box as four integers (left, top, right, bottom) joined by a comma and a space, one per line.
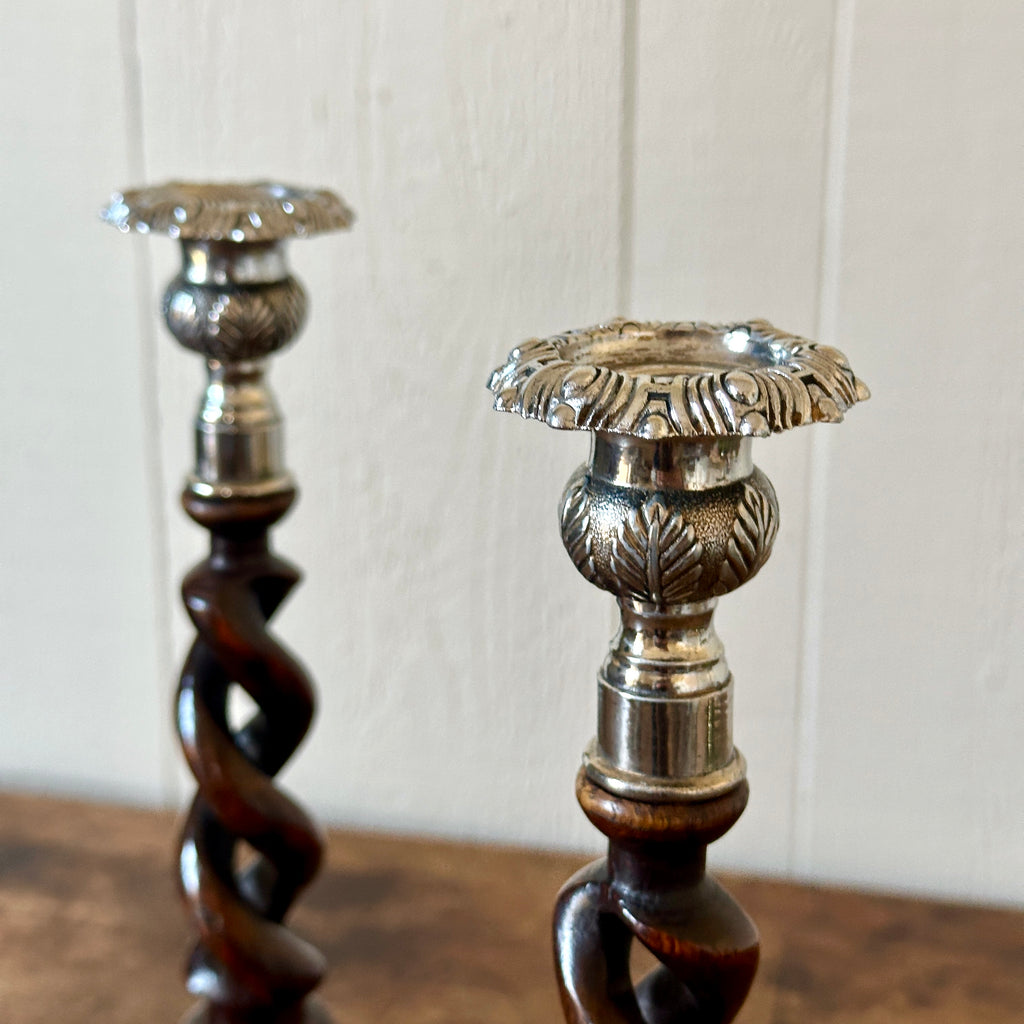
103, 181, 868, 1024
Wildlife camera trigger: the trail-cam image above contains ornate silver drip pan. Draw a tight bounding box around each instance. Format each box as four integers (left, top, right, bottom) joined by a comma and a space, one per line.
489, 318, 869, 438
101, 181, 354, 242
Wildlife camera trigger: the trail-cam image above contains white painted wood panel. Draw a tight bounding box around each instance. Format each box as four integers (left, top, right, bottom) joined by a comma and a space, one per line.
805, 0, 1024, 905
0, 2, 170, 803
629, 1, 837, 874
132, 0, 626, 848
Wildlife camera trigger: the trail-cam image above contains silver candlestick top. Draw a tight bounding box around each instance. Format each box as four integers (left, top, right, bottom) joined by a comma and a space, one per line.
489, 319, 868, 802
103, 181, 353, 503
101, 181, 353, 241
489, 317, 869, 437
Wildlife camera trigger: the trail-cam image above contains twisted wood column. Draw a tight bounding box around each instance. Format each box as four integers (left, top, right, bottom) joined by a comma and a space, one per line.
104, 183, 353, 1024
489, 319, 868, 1022
555, 775, 757, 1024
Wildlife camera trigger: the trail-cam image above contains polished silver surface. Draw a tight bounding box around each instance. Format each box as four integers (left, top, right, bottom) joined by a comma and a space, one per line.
590, 433, 752, 491
162, 252, 308, 363
190, 359, 290, 500
583, 743, 746, 803
489, 318, 869, 438
101, 181, 353, 241
104, 181, 352, 500
592, 676, 733, 780
559, 453, 778, 607
603, 599, 730, 696
182, 240, 290, 286
490, 318, 869, 803
589, 598, 744, 800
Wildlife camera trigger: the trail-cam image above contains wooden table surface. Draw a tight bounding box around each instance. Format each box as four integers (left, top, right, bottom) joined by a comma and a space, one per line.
1, 792, 1021, 1024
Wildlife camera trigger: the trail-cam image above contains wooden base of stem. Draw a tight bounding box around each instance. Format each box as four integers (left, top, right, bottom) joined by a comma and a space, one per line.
177, 490, 327, 1023
554, 770, 759, 1024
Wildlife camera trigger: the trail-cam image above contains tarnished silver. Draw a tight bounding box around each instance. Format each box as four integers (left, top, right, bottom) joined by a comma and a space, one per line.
489, 318, 868, 802
102, 182, 353, 499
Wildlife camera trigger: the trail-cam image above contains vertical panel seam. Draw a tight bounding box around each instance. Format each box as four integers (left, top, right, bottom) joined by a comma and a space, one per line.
118, 0, 177, 809
790, 0, 857, 876
616, 0, 638, 316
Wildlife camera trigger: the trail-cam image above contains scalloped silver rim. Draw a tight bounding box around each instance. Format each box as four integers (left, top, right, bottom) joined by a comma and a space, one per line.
101, 181, 354, 242
488, 318, 869, 439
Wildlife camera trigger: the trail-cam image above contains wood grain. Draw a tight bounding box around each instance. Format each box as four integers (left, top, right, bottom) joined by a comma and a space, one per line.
557, 776, 758, 1023
1, 793, 1021, 1024
176, 490, 326, 1021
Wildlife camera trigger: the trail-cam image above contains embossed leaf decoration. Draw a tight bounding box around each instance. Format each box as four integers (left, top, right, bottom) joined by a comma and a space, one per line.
716, 484, 779, 594
560, 469, 600, 586
215, 290, 303, 355
610, 501, 703, 604
488, 320, 868, 437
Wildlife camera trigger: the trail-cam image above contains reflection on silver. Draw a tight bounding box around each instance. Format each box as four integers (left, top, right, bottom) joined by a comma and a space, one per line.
190, 359, 291, 498
489, 317, 869, 438
590, 433, 752, 491
182, 240, 290, 286
101, 181, 353, 242
584, 743, 746, 803
592, 598, 739, 800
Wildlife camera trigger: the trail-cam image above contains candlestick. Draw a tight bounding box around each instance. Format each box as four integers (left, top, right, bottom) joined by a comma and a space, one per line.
488, 318, 868, 1023
104, 182, 353, 1024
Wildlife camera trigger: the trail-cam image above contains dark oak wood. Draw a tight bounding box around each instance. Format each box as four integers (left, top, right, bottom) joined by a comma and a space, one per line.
556, 773, 758, 1024
177, 489, 325, 1024
1, 792, 1021, 1024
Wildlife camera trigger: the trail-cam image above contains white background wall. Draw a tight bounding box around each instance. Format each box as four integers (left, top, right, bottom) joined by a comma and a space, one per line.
2, 1, 1021, 907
